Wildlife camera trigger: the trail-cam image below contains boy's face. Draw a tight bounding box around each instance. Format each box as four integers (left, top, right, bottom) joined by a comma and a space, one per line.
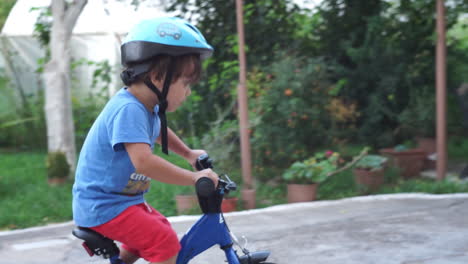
166, 77, 192, 112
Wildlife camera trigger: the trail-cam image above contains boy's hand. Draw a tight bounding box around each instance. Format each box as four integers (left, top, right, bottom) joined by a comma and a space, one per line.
185, 149, 207, 170
193, 169, 219, 187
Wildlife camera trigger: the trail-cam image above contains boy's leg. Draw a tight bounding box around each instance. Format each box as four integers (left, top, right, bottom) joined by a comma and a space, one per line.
91, 203, 181, 263
150, 254, 177, 264
120, 248, 140, 264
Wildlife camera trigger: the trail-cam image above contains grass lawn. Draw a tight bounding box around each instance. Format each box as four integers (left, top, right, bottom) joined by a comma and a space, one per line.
0, 151, 73, 230
0, 149, 195, 230
1, 145, 467, 230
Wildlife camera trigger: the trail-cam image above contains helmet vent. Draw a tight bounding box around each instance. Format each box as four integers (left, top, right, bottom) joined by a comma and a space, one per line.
185, 23, 200, 34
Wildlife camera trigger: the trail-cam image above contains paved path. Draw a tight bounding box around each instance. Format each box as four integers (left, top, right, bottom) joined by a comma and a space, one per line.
0, 193, 467, 264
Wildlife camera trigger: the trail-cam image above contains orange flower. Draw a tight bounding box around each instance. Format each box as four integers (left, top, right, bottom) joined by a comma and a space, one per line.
284, 89, 293, 96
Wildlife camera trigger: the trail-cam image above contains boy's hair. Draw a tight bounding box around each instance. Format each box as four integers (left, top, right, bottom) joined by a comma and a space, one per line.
128, 54, 202, 85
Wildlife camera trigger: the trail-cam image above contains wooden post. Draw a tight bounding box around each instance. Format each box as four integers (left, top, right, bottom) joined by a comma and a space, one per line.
435, 0, 447, 180
235, 0, 255, 209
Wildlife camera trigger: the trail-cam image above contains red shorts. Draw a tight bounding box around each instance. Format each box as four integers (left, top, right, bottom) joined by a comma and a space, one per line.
91, 203, 181, 263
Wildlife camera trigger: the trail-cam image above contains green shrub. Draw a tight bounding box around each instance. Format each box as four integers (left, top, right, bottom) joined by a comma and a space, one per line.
251, 55, 334, 168
72, 94, 106, 151
448, 136, 468, 160
199, 118, 242, 182
0, 76, 47, 150
398, 89, 436, 139
46, 151, 70, 179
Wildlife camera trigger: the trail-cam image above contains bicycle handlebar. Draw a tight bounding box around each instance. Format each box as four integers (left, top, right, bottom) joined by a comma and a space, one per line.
195, 175, 237, 196
195, 177, 215, 197
195, 153, 213, 171
195, 154, 237, 196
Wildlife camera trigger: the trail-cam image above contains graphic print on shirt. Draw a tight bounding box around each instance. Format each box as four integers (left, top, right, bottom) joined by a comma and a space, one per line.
121, 173, 151, 195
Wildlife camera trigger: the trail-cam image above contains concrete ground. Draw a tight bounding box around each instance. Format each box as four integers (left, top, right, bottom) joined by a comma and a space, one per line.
0, 193, 467, 264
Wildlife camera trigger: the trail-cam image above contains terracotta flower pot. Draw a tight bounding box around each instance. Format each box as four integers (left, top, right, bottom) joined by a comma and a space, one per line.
241, 188, 256, 210
416, 137, 436, 170
221, 197, 238, 213
287, 183, 318, 203
175, 194, 198, 215
416, 137, 436, 154
353, 168, 385, 192
379, 148, 426, 179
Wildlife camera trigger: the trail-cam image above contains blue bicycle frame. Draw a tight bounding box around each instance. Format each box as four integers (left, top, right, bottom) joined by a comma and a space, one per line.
177, 213, 239, 264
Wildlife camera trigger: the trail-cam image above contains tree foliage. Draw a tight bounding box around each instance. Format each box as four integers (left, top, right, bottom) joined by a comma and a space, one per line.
0, 0, 15, 31
165, 0, 468, 170
166, 0, 305, 136
2, 0, 468, 174
312, 0, 468, 146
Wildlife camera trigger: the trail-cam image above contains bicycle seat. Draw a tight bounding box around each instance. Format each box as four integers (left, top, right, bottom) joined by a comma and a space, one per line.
72, 227, 120, 259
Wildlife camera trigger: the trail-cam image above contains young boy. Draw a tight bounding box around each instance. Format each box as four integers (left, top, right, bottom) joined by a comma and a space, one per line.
72, 17, 218, 264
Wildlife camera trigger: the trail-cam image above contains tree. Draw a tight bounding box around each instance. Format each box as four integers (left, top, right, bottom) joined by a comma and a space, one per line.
312, 0, 468, 146
0, 0, 16, 31
43, 0, 87, 175
166, 0, 304, 136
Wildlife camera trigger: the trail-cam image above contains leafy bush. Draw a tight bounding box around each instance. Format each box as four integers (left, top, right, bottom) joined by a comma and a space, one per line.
312, 0, 468, 146
0, 76, 47, 150
448, 136, 468, 160
72, 94, 106, 151
165, 0, 308, 138
46, 151, 70, 179
199, 118, 242, 182
398, 88, 436, 138
251, 55, 334, 168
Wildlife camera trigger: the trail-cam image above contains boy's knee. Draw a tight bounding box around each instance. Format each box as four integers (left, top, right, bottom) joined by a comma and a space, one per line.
151, 254, 177, 264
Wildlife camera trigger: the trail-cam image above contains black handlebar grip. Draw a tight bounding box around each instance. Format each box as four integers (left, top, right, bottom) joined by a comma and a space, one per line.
195, 177, 215, 197
195, 154, 213, 171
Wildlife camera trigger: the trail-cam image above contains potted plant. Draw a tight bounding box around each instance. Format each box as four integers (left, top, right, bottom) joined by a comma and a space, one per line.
379, 144, 426, 179
282, 161, 319, 203
283, 148, 370, 203
353, 155, 388, 192
282, 151, 341, 203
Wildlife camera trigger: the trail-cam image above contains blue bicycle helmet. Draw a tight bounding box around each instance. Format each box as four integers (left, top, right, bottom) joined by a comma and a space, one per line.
121, 17, 213, 83
120, 17, 213, 155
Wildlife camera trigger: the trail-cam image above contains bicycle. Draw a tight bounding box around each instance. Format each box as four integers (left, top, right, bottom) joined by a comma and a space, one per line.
72, 154, 273, 264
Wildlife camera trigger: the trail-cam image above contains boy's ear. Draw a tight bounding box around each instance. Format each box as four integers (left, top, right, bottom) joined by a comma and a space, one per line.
148, 70, 157, 82
149, 72, 164, 90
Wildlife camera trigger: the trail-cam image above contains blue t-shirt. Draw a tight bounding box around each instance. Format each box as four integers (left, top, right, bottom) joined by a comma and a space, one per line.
72, 88, 160, 227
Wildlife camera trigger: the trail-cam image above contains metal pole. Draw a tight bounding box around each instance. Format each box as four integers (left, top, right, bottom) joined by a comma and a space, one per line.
436, 0, 447, 180
235, 0, 255, 209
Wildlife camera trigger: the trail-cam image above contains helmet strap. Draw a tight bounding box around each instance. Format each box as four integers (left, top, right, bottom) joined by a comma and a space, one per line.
143, 60, 175, 155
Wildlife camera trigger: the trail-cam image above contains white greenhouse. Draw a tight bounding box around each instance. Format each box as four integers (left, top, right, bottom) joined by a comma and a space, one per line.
0, 0, 172, 100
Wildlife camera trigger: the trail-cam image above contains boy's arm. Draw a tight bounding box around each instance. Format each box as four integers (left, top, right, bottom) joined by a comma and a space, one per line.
157, 127, 206, 168
124, 143, 218, 185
